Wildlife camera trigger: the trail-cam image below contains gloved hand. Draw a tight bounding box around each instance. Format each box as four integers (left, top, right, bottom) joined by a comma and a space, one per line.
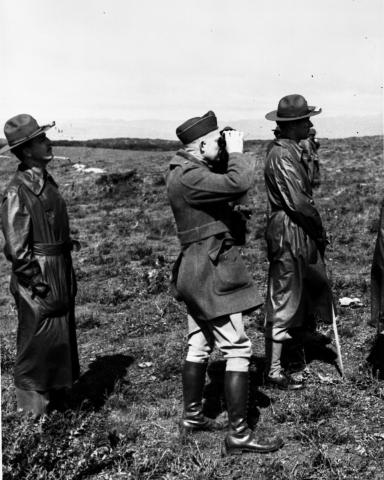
224, 130, 244, 154
31, 281, 50, 299
232, 204, 253, 220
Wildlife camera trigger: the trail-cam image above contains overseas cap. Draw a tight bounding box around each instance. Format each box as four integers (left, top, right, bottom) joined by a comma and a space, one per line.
176, 111, 218, 144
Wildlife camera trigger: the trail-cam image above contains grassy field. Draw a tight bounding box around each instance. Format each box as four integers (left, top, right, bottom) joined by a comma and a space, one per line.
1, 137, 384, 479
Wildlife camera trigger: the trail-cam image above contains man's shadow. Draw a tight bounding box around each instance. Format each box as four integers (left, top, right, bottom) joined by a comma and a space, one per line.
202, 356, 273, 428
68, 354, 134, 411
281, 340, 340, 374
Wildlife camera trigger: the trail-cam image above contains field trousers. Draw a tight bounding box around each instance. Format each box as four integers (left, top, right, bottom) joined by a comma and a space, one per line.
186, 313, 252, 371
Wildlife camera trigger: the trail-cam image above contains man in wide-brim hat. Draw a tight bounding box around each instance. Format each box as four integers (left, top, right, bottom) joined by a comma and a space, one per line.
1, 114, 80, 417
166, 110, 283, 455
263, 94, 334, 390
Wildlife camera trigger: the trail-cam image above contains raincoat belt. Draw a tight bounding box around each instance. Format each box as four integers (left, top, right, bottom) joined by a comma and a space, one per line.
33, 240, 72, 256
177, 221, 229, 246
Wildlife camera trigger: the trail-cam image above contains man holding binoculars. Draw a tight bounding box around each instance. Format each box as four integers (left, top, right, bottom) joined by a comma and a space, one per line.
166, 110, 283, 456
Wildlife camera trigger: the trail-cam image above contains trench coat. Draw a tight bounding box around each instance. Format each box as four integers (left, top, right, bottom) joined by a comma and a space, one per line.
264, 139, 333, 331
1, 165, 79, 391
166, 150, 263, 321
370, 201, 384, 331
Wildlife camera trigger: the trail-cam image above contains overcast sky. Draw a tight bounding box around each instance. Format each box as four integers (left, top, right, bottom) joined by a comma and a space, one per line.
1, 0, 383, 138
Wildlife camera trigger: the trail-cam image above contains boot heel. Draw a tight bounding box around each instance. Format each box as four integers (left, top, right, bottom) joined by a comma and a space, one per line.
221, 440, 242, 457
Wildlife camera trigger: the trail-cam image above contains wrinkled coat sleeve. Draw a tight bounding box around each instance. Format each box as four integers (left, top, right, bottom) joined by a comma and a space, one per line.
1, 188, 43, 287
270, 152, 324, 242
181, 153, 255, 205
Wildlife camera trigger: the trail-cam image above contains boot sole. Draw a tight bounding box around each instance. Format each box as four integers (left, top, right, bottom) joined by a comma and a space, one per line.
221, 440, 284, 456
264, 380, 305, 391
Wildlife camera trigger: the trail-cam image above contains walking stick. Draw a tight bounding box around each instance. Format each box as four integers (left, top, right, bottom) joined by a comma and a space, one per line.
332, 304, 344, 378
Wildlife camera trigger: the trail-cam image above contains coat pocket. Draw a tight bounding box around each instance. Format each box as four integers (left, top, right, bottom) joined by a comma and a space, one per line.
208, 241, 252, 295
36, 257, 70, 318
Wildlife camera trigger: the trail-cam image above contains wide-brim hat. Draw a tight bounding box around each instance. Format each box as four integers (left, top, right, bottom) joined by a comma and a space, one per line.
265, 94, 322, 122
0, 114, 55, 154
176, 111, 218, 144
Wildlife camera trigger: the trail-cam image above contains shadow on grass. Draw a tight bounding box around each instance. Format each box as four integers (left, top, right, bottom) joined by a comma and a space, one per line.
304, 344, 338, 365
69, 354, 134, 411
202, 356, 273, 429
281, 340, 339, 372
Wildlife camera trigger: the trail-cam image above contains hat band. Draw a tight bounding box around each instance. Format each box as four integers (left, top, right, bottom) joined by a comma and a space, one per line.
8, 130, 41, 147
6, 122, 54, 148
277, 109, 312, 118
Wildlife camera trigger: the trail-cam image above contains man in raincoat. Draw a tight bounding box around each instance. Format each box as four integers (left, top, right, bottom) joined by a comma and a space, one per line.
264, 95, 333, 390
368, 201, 384, 377
166, 111, 283, 455
1, 114, 80, 417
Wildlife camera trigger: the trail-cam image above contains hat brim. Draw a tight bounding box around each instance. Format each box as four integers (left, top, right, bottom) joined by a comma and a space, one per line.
265, 107, 322, 122
0, 122, 55, 155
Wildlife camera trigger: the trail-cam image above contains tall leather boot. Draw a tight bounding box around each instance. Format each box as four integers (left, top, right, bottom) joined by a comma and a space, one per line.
222, 371, 284, 455
180, 361, 226, 433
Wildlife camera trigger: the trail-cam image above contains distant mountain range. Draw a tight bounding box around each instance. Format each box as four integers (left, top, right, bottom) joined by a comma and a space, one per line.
0, 115, 382, 143
48, 115, 382, 141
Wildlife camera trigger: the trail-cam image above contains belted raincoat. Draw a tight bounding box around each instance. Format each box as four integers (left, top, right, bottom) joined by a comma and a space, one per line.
371, 201, 384, 331
264, 139, 333, 331
1, 165, 79, 391
166, 150, 262, 321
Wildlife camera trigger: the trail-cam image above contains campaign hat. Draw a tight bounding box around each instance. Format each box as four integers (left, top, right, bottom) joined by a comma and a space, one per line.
0, 114, 55, 154
176, 111, 218, 144
265, 94, 321, 122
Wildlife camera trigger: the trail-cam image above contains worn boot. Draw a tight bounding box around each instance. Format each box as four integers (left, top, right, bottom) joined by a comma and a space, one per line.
222, 371, 284, 456
180, 361, 226, 433
265, 339, 305, 390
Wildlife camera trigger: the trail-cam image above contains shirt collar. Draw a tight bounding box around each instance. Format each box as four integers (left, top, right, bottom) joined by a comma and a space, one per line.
16, 165, 57, 195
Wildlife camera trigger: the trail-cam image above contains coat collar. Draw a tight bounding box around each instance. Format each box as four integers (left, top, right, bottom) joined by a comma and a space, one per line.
170, 149, 209, 168
16, 165, 57, 196
275, 138, 303, 155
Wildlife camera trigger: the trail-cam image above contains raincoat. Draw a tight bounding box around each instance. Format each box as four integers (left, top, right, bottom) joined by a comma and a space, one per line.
264, 139, 333, 331
1, 165, 79, 391
166, 150, 263, 321
370, 201, 384, 331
